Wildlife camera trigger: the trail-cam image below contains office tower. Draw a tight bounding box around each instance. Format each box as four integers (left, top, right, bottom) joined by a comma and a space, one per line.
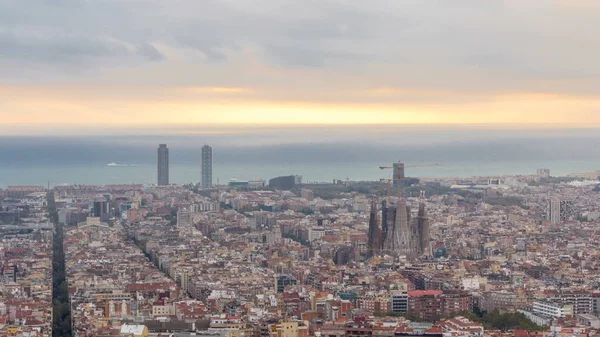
157, 144, 169, 185
391, 291, 409, 313
393, 161, 405, 197
547, 199, 575, 225
92, 200, 110, 221
177, 207, 193, 228
92, 201, 107, 217
201, 145, 213, 188
275, 275, 296, 293
547, 199, 561, 225
366, 197, 381, 258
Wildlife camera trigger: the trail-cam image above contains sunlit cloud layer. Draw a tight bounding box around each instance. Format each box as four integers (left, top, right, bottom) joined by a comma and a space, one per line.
1, 0, 600, 130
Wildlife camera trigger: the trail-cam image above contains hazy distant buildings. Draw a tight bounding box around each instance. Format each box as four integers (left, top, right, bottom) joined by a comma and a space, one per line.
227, 179, 266, 189
393, 162, 405, 197
248, 180, 266, 189
201, 145, 212, 188
4, 185, 46, 198
537, 168, 551, 178
269, 175, 302, 190
228, 179, 249, 187
300, 188, 314, 200
157, 144, 169, 185
567, 170, 600, 180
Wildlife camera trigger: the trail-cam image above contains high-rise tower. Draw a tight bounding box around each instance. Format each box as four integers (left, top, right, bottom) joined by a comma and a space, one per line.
392, 162, 405, 197
546, 199, 574, 225
201, 145, 213, 188
157, 144, 169, 185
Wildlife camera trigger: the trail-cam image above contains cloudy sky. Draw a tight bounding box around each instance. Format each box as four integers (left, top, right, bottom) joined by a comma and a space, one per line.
2, 0, 600, 133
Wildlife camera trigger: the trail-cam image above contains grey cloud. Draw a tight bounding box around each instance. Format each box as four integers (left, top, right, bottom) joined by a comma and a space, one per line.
1, 0, 600, 95
0, 31, 164, 70
0, 32, 117, 62
136, 43, 165, 61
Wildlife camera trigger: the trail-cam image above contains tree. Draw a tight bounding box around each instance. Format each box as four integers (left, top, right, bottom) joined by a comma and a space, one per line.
472, 310, 548, 332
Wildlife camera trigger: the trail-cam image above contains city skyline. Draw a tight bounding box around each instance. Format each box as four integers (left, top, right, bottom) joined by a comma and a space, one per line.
4, 1, 600, 336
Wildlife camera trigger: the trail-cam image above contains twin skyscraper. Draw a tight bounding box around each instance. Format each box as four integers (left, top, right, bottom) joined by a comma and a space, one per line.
157, 144, 212, 187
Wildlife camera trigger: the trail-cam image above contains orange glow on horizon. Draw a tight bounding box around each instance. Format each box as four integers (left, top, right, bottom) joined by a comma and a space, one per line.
1, 85, 600, 128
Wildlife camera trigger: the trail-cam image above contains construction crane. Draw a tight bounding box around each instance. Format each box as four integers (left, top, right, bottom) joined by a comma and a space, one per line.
379, 162, 446, 198
378, 178, 393, 201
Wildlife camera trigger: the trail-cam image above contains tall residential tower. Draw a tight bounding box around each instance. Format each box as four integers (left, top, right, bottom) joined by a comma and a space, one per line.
201, 145, 213, 188
157, 144, 169, 185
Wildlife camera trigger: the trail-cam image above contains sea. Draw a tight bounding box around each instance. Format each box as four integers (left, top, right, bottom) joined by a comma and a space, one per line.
1, 128, 600, 187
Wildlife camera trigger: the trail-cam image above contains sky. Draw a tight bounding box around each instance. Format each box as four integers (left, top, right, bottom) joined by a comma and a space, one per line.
2, 0, 600, 132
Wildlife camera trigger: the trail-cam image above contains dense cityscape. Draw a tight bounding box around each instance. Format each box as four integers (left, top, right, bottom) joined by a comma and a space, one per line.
2, 144, 600, 337
4, 0, 600, 336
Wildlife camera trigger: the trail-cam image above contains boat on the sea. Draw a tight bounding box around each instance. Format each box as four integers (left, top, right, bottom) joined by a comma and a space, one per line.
107, 162, 118, 166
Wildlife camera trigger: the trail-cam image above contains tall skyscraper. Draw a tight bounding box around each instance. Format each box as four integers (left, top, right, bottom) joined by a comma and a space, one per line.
91, 200, 110, 221
201, 145, 212, 187
157, 144, 169, 186
393, 161, 405, 197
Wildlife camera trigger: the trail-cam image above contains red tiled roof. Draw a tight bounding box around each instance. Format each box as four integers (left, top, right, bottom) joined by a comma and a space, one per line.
408, 290, 442, 296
